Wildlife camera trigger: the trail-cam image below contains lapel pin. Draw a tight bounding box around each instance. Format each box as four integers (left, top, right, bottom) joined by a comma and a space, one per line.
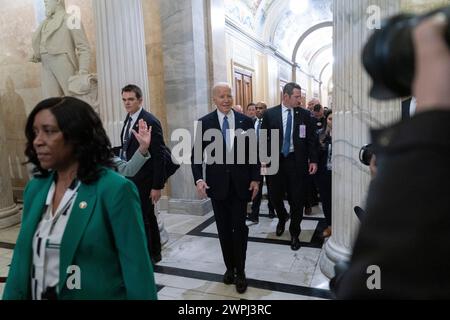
79, 201, 88, 210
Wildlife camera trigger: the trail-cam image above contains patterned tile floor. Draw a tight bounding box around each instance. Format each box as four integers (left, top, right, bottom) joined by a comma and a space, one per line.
0, 201, 331, 300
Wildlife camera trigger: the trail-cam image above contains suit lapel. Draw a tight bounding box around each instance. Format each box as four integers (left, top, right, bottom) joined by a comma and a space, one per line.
234, 112, 245, 130
59, 182, 97, 293
17, 175, 54, 298
275, 105, 283, 146
44, 10, 66, 39
211, 110, 221, 131
293, 107, 301, 142
120, 114, 130, 148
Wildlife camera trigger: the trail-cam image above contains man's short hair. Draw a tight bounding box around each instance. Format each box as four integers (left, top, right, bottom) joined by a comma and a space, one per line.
122, 84, 143, 100
283, 82, 302, 97
256, 102, 267, 109
313, 104, 323, 112
247, 102, 256, 108
212, 82, 233, 97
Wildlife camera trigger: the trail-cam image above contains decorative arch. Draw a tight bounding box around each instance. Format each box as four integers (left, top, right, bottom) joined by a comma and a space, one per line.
292, 21, 333, 64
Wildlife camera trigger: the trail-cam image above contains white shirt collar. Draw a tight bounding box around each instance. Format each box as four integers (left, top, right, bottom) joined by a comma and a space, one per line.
281, 103, 292, 112
217, 108, 234, 119
216, 108, 235, 127
129, 107, 143, 122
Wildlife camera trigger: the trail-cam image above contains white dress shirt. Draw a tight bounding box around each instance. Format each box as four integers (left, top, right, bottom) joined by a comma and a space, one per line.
31, 180, 81, 300
217, 108, 235, 149
281, 104, 295, 153
122, 106, 143, 144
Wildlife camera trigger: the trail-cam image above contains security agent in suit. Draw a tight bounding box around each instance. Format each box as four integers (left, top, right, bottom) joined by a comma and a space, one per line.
248, 102, 276, 222
191, 83, 260, 294
31, 0, 91, 98
120, 84, 165, 264
262, 82, 318, 251
333, 12, 450, 299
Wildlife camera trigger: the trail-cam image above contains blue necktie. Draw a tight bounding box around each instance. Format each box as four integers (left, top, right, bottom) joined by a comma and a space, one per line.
222, 116, 230, 149
282, 109, 292, 157
120, 117, 132, 160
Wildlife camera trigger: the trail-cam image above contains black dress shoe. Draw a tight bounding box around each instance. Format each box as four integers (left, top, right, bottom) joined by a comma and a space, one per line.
235, 273, 248, 294
290, 237, 301, 251
276, 220, 285, 236
268, 210, 276, 219
223, 269, 235, 285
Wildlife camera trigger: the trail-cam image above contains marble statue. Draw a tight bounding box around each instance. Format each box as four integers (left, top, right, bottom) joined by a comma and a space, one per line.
30, 0, 96, 104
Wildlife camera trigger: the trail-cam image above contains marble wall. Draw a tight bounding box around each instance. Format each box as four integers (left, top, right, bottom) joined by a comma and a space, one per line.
1, 2, 42, 194
0, 0, 96, 199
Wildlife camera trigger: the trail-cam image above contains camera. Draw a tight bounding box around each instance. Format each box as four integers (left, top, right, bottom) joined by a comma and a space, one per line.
359, 144, 374, 166
362, 5, 450, 100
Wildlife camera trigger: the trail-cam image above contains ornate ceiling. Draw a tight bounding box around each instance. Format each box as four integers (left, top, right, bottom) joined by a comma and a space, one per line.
225, 0, 333, 84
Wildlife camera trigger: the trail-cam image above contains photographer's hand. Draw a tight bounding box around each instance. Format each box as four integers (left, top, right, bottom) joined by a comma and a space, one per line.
412, 13, 450, 112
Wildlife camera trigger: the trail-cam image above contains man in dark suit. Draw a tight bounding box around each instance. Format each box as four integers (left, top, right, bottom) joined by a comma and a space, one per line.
120, 84, 165, 264
247, 101, 276, 223
191, 83, 260, 294
262, 82, 318, 251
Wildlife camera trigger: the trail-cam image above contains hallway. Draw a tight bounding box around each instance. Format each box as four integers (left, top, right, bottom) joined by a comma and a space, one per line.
0, 201, 331, 300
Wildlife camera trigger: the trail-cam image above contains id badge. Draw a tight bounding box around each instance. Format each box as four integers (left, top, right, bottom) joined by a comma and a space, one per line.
299, 125, 306, 138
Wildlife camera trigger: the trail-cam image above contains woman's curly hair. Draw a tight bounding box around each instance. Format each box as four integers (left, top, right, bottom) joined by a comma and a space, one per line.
25, 97, 115, 184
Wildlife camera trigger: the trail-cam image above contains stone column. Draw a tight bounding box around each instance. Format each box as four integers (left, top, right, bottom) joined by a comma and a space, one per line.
0, 115, 21, 229
93, 0, 150, 147
319, 0, 401, 278
207, 0, 228, 84
159, 0, 214, 215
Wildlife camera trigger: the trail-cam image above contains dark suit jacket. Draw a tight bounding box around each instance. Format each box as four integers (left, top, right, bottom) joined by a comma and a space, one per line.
261, 105, 318, 175
121, 109, 165, 191
191, 110, 260, 201
334, 111, 450, 299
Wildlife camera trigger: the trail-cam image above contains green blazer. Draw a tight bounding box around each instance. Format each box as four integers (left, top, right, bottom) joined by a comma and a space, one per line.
3, 168, 157, 300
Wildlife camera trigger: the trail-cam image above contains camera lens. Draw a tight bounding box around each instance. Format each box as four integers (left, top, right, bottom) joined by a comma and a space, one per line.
359, 144, 373, 166
362, 6, 450, 100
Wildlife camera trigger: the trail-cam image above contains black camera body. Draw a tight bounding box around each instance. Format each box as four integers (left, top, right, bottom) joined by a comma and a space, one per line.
362, 6, 450, 100
359, 144, 374, 166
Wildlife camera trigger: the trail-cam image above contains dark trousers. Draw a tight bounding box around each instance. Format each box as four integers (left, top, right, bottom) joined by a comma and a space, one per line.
137, 186, 161, 259
211, 181, 249, 274
268, 153, 306, 238
316, 170, 332, 227
250, 175, 274, 218
305, 174, 319, 208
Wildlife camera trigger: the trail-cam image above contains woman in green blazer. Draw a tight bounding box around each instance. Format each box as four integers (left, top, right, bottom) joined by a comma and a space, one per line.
3, 97, 157, 300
